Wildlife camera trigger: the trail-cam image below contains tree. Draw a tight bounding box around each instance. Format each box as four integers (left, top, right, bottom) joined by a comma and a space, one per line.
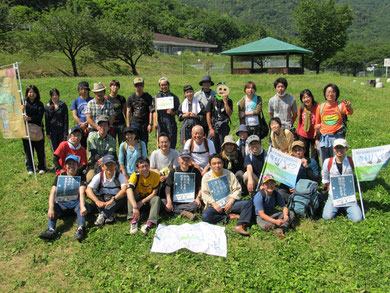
92, 11, 154, 76
25, 5, 94, 76
294, 0, 353, 74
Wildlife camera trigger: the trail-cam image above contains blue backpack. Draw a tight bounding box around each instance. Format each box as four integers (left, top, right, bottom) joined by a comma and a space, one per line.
288, 179, 321, 218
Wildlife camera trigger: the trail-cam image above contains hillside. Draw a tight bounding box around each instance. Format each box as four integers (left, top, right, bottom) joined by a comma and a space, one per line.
180, 0, 390, 44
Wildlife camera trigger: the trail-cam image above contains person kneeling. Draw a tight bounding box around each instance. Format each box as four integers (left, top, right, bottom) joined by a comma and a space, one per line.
86, 155, 127, 226
39, 155, 89, 241
201, 154, 252, 236
253, 175, 295, 239
127, 157, 161, 235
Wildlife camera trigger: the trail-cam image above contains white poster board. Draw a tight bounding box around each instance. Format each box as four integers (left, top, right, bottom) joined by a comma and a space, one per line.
156, 96, 174, 110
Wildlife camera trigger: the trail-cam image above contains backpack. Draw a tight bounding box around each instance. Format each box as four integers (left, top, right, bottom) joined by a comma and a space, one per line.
123, 140, 145, 166
97, 171, 122, 197
327, 156, 354, 171
189, 138, 209, 154
288, 179, 321, 218
319, 101, 348, 135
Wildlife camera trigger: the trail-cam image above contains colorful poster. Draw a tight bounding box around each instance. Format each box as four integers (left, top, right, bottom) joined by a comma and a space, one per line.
207, 175, 230, 208
0, 65, 26, 139
330, 175, 356, 208
352, 145, 390, 181
173, 172, 195, 203
263, 147, 302, 188
156, 96, 174, 110
55, 176, 81, 202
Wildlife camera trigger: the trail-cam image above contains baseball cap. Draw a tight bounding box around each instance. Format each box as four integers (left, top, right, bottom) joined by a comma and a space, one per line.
263, 174, 276, 184
102, 154, 116, 165
69, 126, 82, 135
179, 149, 192, 159
292, 141, 305, 150
65, 154, 80, 164
133, 77, 144, 85
333, 138, 348, 148
96, 115, 109, 124
247, 135, 260, 145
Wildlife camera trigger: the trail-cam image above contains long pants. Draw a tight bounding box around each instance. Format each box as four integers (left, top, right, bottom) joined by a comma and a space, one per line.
130, 122, 149, 152
256, 210, 295, 231
127, 194, 161, 225
22, 138, 46, 171
322, 198, 362, 222
298, 135, 319, 164
110, 123, 126, 146
49, 129, 66, 152
47, 202, 90, 229
202, 199, 253, 226
158, 118, 177, 150
207, 123, 230, 154
96, 194, 126, 218
161, 199, 199, 217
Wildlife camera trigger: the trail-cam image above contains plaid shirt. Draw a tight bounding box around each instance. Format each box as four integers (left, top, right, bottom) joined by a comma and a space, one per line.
86, 98, 115, 127
87, 132, 116, 159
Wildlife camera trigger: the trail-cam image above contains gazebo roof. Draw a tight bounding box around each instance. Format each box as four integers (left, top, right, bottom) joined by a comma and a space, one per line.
221, 37, 313, 56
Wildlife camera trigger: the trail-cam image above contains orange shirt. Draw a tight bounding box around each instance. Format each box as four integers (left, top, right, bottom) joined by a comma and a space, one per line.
315, 102, 353, 135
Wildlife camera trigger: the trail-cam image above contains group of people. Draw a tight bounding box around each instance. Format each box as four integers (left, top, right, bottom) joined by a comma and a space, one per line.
27, 75, 362, 242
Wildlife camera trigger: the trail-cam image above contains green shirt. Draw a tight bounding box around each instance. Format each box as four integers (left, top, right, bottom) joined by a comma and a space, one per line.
87, 131, 116, 160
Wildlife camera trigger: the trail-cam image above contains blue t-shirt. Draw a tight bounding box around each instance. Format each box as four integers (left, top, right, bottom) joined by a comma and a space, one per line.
118, 141, 147, 176
244, 149, 267, 177
71, 96, 93, 124
253, 190, 285, 216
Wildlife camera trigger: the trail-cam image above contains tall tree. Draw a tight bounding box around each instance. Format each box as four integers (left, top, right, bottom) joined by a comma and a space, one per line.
24, 5, 94, 76
294, 0, 353, 74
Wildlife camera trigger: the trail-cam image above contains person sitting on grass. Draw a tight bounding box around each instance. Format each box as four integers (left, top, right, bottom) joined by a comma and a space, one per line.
269, 117, 294, 155
220, 135, 244, 186
127, 157, 161, 235
39, 155, 89, 241
86, 154, 127, 227
322, 139, 362, 222
163, 149, 202, 221
53, 126, 87, 175
201, 154, 252, 236
253, 174, 295, 239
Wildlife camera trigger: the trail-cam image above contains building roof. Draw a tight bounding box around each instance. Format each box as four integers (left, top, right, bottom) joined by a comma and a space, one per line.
153, 33, 218, 48
221, 37, 313, 56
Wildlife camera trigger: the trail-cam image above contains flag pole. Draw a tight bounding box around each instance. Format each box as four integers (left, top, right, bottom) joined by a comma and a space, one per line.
354, 165, 366, 219
256, 146, 271, 192
15, 62, 37, 181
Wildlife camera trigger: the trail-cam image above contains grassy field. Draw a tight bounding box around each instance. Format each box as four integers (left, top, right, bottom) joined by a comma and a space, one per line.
0, 71, 389, 292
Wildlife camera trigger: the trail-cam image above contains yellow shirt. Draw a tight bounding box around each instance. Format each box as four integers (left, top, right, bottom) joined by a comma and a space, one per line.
128, 171, 160, 198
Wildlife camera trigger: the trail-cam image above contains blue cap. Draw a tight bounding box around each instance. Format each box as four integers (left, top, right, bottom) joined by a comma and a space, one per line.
102, 154, 116, 165
65, 154, 80, 163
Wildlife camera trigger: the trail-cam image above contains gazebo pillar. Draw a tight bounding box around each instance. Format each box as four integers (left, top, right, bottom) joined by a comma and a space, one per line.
230, 56, 233, 74
286, 53, 290, 74
301, 54, 305, 74
251, 56, 254, 72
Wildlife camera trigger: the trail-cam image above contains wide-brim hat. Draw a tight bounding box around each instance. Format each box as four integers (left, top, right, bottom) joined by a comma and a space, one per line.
91, 82, 106, 93
221, 135, 237, 149
236, 124, 249, 136
199, 75, 214, 86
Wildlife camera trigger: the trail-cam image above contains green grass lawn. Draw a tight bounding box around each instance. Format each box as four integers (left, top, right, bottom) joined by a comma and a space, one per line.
0, 72, 389, 292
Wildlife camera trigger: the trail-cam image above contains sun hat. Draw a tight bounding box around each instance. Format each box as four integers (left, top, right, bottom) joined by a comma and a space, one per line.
199, 75, 214, 86
91, 82, 106, 93
221, 135, 238, 149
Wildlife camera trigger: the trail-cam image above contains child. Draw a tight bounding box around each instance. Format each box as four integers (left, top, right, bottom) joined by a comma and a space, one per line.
236, 124, 250, 157
253, 174, 295, 239
38, 155, 89, 241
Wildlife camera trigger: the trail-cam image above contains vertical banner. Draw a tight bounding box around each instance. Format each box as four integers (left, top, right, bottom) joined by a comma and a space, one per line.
263, 147, 302, 188
352, 145, 390, 181
0, 65, 25, 138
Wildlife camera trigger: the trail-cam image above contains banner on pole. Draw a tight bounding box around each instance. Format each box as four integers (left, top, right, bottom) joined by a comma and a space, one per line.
0, 65, 25, 139
352, 145, 390, 181
263, 147, 302, 188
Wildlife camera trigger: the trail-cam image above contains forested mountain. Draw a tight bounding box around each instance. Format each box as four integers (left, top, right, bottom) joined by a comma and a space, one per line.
180, 0, 390, 44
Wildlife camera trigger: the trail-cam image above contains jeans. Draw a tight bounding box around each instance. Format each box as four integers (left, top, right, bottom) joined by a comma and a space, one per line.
96, 194, 126, 218
317, 133, 343, 166
110, 123, 126, 146
22, 138, 46, 171
202, 199, 253, 225
207, 123, 230, 154
322, 198, 362, 222
47, 201, 90, 229
127, 194, 161, 225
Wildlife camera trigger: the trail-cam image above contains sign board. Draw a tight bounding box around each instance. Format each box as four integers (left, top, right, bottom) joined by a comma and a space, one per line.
330, 175, 356, 208
173, 172, 195, 203
55, 176, 81, 202
156, 96, 174, 110
207, 175, 230, 207
384, 58, 390, 67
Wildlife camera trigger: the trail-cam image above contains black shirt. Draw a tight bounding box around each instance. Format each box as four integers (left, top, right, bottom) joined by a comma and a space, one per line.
127, 92, 153, 125
205, 96, 233, 125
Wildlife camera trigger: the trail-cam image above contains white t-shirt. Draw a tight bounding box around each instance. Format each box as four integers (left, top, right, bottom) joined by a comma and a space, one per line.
150, 149, 179, 171
183, 139, 216, 169
88, 171, 126, 195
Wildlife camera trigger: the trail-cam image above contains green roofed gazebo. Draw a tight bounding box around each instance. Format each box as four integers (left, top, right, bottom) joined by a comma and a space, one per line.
221, 37, 313, 75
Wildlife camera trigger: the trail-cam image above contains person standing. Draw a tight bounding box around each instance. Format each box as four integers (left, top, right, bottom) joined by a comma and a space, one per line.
22, 85, 46, 175
105, 80, 126, 145
45, 88, 68, 152
194, 75, 216, 135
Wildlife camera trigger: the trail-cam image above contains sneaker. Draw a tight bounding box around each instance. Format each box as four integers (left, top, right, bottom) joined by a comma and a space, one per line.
39, 228, 57, 240
27, 171, 33, 175
274, 228, 286, 239
74, 227, 86, 241
38, 170, 45, 175
140, 222, 153, 235
180, 210, 196, 221
130, 220, 138, 234
94, 213, 106, 226
105, 213, 116, 224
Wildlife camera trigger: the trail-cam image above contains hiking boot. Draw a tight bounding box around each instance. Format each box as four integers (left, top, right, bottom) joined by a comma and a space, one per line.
39, 228, 57, 240
94, 213, 106, 226
181, 210, 196, 221
274, 228, 286, 239
105, 213, 116, 224
74, 227, 86, 241
232, 225, 250, 236
229, 213, 240, 220
130, 221, 138, 234
141, 222, 153, 235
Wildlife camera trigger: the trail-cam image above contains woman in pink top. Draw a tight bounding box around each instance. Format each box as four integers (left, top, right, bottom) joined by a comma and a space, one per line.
297, 89, 319, 163
315, 84, 353, 165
